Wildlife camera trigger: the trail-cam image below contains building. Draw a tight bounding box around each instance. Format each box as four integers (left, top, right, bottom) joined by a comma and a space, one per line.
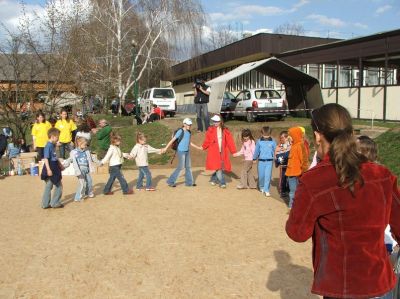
167, 29, 400, 121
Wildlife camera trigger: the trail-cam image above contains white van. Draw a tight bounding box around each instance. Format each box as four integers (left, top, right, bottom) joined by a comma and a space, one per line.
139, 87, 176, 117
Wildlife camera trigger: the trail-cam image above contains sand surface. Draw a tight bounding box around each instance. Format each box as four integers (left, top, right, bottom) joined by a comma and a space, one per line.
0, 161, 320, 299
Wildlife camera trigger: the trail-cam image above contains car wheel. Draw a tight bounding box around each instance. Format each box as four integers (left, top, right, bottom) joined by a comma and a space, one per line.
277, 115, 285, 121
169, 112, 175, 118
246, 111, 255, 122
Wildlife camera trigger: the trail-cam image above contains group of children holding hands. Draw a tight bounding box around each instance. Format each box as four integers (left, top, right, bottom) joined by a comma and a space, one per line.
40, 112, 382, 217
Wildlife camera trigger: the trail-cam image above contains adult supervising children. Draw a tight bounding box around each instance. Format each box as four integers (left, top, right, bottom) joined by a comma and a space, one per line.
286, 103, 400, 298
31, 111, 52, 160
55, 109, 77, 159
92, 119, 112, 159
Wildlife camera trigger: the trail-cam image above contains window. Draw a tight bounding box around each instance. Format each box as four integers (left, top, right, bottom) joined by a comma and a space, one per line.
153, 89, 174, 98
324, 65, 336, 88
255, 90, 281, 99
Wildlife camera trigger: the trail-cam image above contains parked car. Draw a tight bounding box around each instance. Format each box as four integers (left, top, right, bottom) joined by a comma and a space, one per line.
139, 87, 176, 117
220, 91, 237, 120
231, 89, 287, 122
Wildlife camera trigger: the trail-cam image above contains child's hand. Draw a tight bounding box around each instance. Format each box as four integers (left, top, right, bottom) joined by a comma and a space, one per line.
48, 170, 53, 176
122, 153, 130, 159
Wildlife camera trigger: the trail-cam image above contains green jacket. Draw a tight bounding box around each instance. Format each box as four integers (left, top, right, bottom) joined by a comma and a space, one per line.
96, 125, 112, 150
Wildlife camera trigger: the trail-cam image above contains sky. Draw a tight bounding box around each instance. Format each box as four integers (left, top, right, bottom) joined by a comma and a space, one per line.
202, 0, 400, 39
0, 0, 399, 41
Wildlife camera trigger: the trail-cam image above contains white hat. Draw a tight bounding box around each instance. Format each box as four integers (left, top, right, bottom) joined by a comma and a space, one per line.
183, 118, 192, 125
211, 115, 221, 122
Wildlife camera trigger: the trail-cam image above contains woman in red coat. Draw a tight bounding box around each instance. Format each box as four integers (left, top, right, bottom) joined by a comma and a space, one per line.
202, 114, 236, 188
286, 103, 400, 299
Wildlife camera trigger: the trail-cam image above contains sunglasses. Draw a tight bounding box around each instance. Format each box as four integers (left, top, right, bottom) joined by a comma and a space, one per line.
310, 109, 321, 132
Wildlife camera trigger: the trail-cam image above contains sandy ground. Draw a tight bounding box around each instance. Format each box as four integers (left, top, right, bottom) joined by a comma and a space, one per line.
0, 160, 320, 299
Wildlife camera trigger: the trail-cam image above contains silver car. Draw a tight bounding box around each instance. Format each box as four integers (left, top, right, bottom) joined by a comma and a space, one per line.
232, 89, 287, 122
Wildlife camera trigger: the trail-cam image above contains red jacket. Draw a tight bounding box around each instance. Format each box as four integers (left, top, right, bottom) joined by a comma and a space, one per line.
202, 126, 236, 172
286, 156, 400, 298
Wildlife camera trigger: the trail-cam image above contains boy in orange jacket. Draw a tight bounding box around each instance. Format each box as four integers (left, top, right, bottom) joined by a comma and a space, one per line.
286, 127, 309, 209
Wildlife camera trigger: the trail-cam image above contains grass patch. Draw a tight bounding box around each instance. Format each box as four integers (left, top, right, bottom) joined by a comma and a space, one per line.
91, 114, 134, 128
375, 128, 400, 177
90, 120, 173, 169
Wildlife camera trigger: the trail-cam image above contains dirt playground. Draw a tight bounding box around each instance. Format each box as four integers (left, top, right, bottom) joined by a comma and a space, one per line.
0, 156, 320, 299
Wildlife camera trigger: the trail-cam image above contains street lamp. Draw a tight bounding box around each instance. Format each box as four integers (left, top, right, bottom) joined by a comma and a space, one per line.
131, 39, 140, 119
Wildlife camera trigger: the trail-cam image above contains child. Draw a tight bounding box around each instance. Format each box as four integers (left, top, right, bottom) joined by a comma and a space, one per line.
101, 133, 133, 195
19, 138, 30, 153
41, 128, 64, 209
357, 135, 378, 162
7, 137, 20, 159
356, 136, 397, 254
274, 131, 291, 197
202, 114, 236, 188
286, 126, 309, 209
68, 137, 100, 201
253, 126, 277, 197
128, 132, 161, 191
233, 128, 256, 189
163, 118, 200, 187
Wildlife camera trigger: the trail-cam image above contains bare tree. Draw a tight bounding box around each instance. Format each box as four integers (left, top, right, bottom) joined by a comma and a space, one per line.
206, 24, 239, 51
274, 22, 305, 36
74, 0, 205, 114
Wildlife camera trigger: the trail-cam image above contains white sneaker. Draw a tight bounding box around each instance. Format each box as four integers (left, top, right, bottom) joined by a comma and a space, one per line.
210, 181, 216, 186
264, 192, 271, 197
88, 193, 95, 198
220, 184, 226, 189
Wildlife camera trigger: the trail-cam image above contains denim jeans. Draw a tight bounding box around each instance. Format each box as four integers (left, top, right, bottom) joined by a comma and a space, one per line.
258, 160, 273, 193
288, 176, 299, 208
137, 166, 152, 188
59, 142, 72, 159
75, 166, 93, 200
210, 169, 226, 186
195, 103, 210, 132
104, 165, 129, 193
42, 179, 63, 208
167, 151, 193, 186
324, 288, 394, 299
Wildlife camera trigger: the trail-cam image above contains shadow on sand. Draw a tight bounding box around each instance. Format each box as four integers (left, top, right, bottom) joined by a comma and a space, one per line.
266, 250, 319, 299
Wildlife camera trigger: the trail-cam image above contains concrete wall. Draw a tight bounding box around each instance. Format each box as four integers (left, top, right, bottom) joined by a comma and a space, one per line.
386, 86, 400, 121
360, 87, 384, 120
338, 88, 359, 118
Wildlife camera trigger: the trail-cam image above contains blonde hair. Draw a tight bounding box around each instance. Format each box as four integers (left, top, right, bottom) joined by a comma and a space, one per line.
75, 136, 87, 147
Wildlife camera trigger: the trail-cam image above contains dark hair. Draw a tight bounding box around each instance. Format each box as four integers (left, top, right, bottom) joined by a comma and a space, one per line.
357, 135, 378, 162
241, 129, 254, 142
48, 128, 60, 138
261, 126, 271, 136
78, 123, 91, 133
311, 103, 367, 193
60, 108, 70, 121
35, 111, 46, 123
279, 130, 289, 138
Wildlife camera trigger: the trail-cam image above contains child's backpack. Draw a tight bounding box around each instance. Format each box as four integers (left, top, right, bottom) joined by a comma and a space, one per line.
171, 128, 186, 151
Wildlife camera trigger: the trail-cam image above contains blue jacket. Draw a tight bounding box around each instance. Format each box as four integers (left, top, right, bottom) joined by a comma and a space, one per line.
253, 137, 276, 160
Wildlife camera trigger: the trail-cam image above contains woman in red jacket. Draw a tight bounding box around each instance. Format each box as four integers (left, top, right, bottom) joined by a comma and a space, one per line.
286, 103, 400, 299
202, 114, 236, 188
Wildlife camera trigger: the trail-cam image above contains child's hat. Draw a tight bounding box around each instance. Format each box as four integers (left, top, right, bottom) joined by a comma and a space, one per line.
211, 115, 221, 122
183, 118, 192, 125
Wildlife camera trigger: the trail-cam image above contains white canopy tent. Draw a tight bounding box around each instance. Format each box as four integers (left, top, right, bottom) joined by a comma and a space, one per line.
206, 57, 323, 114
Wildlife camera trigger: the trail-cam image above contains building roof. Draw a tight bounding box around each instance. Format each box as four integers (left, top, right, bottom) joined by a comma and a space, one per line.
277, 28, 400, 67
169, 33, 339, 81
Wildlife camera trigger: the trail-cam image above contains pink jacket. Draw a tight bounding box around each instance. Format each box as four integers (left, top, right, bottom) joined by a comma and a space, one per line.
234, 140, 255, 161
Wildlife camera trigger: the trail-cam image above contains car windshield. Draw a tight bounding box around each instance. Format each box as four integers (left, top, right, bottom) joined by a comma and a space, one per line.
224, 92, 235, 100
153, 89, 174, 98
255, 90, 281, 99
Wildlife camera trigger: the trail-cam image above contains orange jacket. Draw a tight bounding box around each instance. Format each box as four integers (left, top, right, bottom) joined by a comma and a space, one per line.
286, 127, 309, 177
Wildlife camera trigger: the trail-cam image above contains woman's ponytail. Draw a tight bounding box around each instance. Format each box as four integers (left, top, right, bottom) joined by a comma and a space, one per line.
311, 104, 367, 194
